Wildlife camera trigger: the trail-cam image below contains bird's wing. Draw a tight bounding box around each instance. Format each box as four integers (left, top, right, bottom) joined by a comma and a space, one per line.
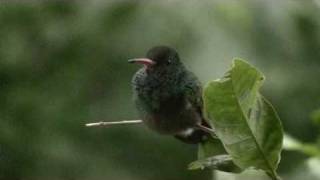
174, 71, 212, 144
183, 71, 212, 126
183, 71, 203, 114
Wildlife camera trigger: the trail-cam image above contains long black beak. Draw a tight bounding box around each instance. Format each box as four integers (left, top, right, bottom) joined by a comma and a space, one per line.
128, 58, 156, 66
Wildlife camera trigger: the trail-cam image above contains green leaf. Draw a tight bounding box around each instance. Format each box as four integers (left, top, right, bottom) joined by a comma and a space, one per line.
189, 138, 241, 172
189, 154, 241, 172
198, 138, 227, 159
203, 59, 283, 180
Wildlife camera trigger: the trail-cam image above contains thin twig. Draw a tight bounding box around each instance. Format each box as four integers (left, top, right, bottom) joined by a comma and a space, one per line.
85, 120, 143, 127
196, 124, 218, 138
86, 120, 218, 139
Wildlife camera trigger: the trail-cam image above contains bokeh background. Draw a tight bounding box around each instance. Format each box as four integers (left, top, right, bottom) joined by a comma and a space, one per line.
0, 1, 320, 180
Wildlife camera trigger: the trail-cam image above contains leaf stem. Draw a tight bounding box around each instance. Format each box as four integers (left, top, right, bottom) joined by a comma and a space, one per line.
196, 124, 218, 138
267, 171, 282, 180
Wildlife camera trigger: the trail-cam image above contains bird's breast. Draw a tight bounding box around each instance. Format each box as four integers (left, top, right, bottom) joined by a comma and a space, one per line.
136, 78, 181, 110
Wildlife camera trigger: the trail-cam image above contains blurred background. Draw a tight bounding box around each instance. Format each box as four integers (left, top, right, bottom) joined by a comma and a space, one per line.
0, 1, 320, 180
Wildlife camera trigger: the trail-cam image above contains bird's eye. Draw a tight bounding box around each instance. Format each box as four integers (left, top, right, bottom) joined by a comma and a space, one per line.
167, 59, 172, 65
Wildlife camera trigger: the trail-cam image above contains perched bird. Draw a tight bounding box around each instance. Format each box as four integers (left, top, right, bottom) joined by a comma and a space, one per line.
129, 46, 213, 144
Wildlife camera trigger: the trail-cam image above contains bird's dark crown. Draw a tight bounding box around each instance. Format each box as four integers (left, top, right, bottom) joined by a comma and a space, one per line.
146, 46, 180, 66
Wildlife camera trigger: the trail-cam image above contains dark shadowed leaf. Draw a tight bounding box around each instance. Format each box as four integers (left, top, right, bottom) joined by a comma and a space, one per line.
189, 138, 241, 172
189, 154, 241, 173
203, 59, 283, 180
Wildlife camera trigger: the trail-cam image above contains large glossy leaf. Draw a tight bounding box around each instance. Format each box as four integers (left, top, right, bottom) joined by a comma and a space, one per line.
203, 59, 283, 179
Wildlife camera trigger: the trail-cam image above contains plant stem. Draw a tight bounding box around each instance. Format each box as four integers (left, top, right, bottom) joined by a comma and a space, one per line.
196, 124, 218, 138
267, 171, 282, 180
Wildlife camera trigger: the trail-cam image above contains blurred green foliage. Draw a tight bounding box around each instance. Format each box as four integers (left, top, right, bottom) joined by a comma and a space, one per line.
311, 109, 320, 126
0, 1, 320, 180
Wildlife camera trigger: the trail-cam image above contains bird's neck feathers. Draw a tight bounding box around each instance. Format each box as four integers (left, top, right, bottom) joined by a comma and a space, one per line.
146, 64, 185, 82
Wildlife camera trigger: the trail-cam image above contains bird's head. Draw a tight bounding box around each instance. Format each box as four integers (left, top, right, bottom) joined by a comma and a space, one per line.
129, 46, 181, 71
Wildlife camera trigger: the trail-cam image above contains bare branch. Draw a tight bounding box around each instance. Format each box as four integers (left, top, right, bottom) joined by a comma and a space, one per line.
86, 120, 143, 127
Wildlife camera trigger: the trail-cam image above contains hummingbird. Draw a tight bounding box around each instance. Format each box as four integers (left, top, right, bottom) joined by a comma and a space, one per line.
129, 46, 214, 144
